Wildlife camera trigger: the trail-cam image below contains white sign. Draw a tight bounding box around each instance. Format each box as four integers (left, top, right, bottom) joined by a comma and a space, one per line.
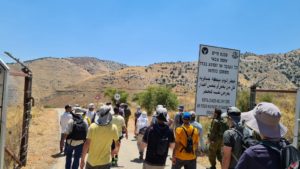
0, 59, 9, 169
114, 93, 121, 101
195, 45, 240, 116
293, 89, 300, 150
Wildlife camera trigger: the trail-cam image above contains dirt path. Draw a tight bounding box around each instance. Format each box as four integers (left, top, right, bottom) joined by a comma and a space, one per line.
52, 110, 207, 169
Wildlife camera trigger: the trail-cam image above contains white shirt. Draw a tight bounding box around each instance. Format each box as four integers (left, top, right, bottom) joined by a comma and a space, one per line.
86, 111, 95, 121
60, 112, 73, 133
136, 113, 148, 132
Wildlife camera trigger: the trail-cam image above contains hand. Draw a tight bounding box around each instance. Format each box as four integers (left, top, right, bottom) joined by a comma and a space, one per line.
172, 157, 176, 165
80, 159, 85, 169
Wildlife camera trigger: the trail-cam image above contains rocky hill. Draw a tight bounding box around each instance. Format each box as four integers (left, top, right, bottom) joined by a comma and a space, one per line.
6, 49, 300, 107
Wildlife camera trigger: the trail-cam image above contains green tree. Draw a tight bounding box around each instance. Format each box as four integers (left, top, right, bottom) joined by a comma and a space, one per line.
237, 90, 250, 112
134, 86, 179, 115
104, 87, 129, 105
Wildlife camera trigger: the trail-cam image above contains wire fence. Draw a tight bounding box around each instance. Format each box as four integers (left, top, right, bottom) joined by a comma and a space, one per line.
4, 74, 25, 169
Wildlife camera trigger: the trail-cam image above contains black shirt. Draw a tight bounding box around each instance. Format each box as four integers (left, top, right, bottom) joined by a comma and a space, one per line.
143, 123, 175, 166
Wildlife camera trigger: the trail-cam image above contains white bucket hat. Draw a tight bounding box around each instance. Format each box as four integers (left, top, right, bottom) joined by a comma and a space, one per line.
245, 102, 287, 139
95, 105, 112, 126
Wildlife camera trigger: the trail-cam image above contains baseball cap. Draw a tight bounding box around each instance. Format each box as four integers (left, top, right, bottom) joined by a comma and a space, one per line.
156, 107, 167, 122
182, 112, 191, 120
178, 105, 184, 111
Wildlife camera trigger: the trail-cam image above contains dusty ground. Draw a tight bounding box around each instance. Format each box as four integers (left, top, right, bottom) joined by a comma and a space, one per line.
22, 108, 219, 169
23, 108, 61, 169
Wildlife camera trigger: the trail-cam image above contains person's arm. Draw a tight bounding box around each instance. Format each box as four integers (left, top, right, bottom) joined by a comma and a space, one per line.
199, 125, 205, 151
172, 128, 180, 164
222, 146, 232, 169
122, 126, 128, 139
172, 141, 180, 164
80, 139, 91, 169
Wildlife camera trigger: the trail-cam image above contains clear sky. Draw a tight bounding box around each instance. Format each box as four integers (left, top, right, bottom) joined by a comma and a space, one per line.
1, 0, 299, 66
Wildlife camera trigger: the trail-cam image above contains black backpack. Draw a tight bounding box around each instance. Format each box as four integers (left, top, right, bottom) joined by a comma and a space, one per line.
67, 114, 87, 141
180, 127, 195, 153
231, 127, 259, 162
262, 141, 300, 169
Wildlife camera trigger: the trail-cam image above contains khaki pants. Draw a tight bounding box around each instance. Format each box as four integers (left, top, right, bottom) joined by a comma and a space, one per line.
143, 162, 165, 169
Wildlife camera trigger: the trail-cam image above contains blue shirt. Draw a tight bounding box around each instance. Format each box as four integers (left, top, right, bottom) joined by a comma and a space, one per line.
235, 143, 281, 169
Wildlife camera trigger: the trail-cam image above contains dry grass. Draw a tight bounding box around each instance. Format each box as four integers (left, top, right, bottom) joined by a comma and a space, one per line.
4, 106, 23, 169
257, 92, 296, 141
22, 107, 60, 169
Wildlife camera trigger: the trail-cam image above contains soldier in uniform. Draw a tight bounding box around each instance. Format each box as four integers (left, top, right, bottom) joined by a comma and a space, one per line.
207, 108, 228, 169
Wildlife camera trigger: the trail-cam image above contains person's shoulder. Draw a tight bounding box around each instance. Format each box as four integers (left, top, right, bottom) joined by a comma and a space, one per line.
243, 144, 266, 157
223, 129, 233, 136
89, 123, 97, 129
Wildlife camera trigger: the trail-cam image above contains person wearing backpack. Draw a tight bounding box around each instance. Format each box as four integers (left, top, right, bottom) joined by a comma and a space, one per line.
174, 105, 185, 129
235, 102, 298, 169
142, 108, 175, 169
221, 106, 244, 169
64, 110, 88, 169
60, 105, 73, 154
207, 108, 228, 169
111, 107, 128, 166
136, 111, 148, 160
134, 106, 143, 136
121, 103, 131, 127
172, 112, 199, 169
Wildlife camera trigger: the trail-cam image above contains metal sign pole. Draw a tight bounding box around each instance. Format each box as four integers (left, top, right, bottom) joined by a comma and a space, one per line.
0, 59, 9, 169
293, 89, 300, 149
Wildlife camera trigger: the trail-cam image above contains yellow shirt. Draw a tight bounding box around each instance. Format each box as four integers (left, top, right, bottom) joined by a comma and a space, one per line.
174, 124, 199, 160
86, 123, 118, 166
111, 115, 125, 137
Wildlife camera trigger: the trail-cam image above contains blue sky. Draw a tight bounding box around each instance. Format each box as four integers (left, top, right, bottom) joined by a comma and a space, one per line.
1, 0, 299, 66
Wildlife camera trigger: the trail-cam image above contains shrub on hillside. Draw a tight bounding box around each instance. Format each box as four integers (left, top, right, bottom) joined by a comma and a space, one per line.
134, 86, 179, 115
104, 87, 129, 105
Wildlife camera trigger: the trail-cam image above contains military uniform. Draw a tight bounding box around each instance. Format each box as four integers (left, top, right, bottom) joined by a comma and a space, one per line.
207, 118, 228, 169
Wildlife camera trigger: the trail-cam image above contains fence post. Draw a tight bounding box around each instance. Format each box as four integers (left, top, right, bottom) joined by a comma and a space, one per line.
293, 89, 300, 150
19, 68, 33, 166
249, 85, 256, 110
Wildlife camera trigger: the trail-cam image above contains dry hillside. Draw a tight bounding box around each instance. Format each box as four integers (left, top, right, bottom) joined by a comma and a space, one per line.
7, 49, 300, 107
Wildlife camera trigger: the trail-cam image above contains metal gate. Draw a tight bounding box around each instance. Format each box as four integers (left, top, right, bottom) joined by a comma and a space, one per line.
3, 52, 34, 169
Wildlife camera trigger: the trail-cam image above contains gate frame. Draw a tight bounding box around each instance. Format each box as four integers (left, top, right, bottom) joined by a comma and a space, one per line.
0, 58, 9, 169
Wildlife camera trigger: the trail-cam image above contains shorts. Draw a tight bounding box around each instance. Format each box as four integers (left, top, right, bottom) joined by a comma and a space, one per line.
111, 136, 123, 150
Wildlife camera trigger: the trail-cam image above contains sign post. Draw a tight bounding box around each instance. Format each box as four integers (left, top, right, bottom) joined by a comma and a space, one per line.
195, 45, 240, 116
0, 59, 9, 169
293, 89, 300, 150
114, 93, 120, 101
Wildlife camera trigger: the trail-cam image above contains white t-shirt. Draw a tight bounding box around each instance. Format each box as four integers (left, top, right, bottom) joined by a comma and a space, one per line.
60, 112, 73, 133
136, 113, 148, 132
86, 111, 95, 121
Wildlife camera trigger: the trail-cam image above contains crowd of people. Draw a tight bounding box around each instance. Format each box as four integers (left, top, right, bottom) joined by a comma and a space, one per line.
59, 101, 297, 169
